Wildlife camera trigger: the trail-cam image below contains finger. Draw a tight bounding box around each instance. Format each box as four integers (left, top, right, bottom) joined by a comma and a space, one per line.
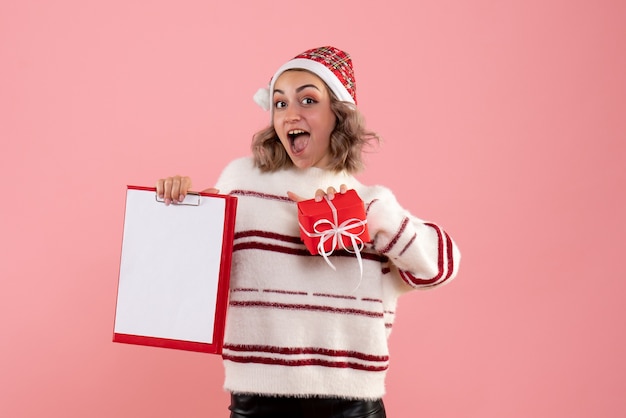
169, 176, 193, 203
314, 188, 325, 202
339, 184, 348, 194
163, 177, 174, 205
287, 191, 305, 202
326, 186, 337, 200
170, 177, 182, 203
201, 187, 219, 195
156, 179, 165, 199
178, 176, 192, 202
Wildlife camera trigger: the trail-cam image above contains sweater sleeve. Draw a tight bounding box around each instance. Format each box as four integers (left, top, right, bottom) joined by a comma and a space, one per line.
365, 187, 460, 290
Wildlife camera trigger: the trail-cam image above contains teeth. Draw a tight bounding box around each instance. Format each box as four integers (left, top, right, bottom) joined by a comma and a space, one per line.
288, 129, 306, 135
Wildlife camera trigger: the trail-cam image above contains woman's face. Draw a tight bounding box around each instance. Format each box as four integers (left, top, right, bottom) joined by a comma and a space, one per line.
272, 70, 337, 169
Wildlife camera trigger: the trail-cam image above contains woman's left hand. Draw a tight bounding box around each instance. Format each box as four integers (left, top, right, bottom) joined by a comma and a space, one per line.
287, 184, 348, 203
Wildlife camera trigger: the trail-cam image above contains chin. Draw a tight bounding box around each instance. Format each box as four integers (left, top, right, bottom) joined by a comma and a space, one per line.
288, 152, 327, 170
291, 160, 313, 169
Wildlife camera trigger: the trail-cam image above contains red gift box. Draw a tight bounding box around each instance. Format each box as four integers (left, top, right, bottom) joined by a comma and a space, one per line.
297, 189, 370, 257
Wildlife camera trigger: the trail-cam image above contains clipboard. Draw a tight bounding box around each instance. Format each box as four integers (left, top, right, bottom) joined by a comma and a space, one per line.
113, 185, 237, 354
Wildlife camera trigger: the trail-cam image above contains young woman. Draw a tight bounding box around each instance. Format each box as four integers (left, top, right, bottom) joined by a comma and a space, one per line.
157, 46, 461, 418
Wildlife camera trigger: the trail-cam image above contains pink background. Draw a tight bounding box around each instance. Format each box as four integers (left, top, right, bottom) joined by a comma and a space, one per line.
1, 1, 625, 417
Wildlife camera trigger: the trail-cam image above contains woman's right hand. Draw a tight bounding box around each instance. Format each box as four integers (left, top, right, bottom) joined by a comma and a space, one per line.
156, 175, 192, 206
156, 176, 219, 205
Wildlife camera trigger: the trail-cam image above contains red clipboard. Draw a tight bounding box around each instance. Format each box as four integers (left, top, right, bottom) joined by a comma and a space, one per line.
113, 186, 237, 354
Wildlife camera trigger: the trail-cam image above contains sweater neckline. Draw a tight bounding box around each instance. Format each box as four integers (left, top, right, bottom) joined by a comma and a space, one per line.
286, 165, 352, 181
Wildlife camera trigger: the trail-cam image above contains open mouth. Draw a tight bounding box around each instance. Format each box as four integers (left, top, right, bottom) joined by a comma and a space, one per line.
287, 129, 310, 154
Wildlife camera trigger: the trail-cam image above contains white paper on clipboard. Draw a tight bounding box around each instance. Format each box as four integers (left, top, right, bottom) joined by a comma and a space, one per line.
113, 186, 236, 354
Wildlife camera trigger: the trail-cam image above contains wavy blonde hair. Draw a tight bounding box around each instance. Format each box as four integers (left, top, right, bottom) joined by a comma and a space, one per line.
251, 72, 380, 174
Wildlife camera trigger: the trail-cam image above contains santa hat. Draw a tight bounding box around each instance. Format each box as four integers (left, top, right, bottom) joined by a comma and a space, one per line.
253, 46, 357, 115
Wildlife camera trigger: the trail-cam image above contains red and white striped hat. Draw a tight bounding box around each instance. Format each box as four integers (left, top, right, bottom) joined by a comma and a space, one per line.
254, 46, 357, 115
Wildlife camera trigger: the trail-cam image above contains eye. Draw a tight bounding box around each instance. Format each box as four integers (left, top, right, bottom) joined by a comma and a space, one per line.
274, 100, 286, 109
301, 97, 316, 105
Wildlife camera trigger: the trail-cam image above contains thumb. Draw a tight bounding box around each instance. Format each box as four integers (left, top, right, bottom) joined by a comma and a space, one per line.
201, 187, 220, 194
287, 191, 305, 202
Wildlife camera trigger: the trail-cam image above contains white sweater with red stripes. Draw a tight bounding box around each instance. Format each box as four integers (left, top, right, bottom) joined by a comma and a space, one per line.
215, 157, 460, 400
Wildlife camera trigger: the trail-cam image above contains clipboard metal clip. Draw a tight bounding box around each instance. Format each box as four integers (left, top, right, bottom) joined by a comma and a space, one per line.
155, 192, 201, 206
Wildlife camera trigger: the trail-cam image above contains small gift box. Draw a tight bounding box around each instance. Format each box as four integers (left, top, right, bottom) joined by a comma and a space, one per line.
297, 189, 371, 261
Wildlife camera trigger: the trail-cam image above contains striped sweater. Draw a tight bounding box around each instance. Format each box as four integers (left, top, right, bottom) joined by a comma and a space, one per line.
215, 157, 460, 400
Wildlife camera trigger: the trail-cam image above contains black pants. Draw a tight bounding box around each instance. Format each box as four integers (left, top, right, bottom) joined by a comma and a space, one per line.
229, 394, 387, 418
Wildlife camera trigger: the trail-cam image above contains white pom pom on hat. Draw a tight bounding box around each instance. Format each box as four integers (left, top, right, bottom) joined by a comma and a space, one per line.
253, 46, 357, 119
253, 87, 271, 111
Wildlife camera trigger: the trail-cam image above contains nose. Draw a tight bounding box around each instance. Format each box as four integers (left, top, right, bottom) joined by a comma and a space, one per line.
284, 105, 301, 122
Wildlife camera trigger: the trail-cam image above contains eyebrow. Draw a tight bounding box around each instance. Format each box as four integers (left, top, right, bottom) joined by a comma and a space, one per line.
273, 84, 321, 95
